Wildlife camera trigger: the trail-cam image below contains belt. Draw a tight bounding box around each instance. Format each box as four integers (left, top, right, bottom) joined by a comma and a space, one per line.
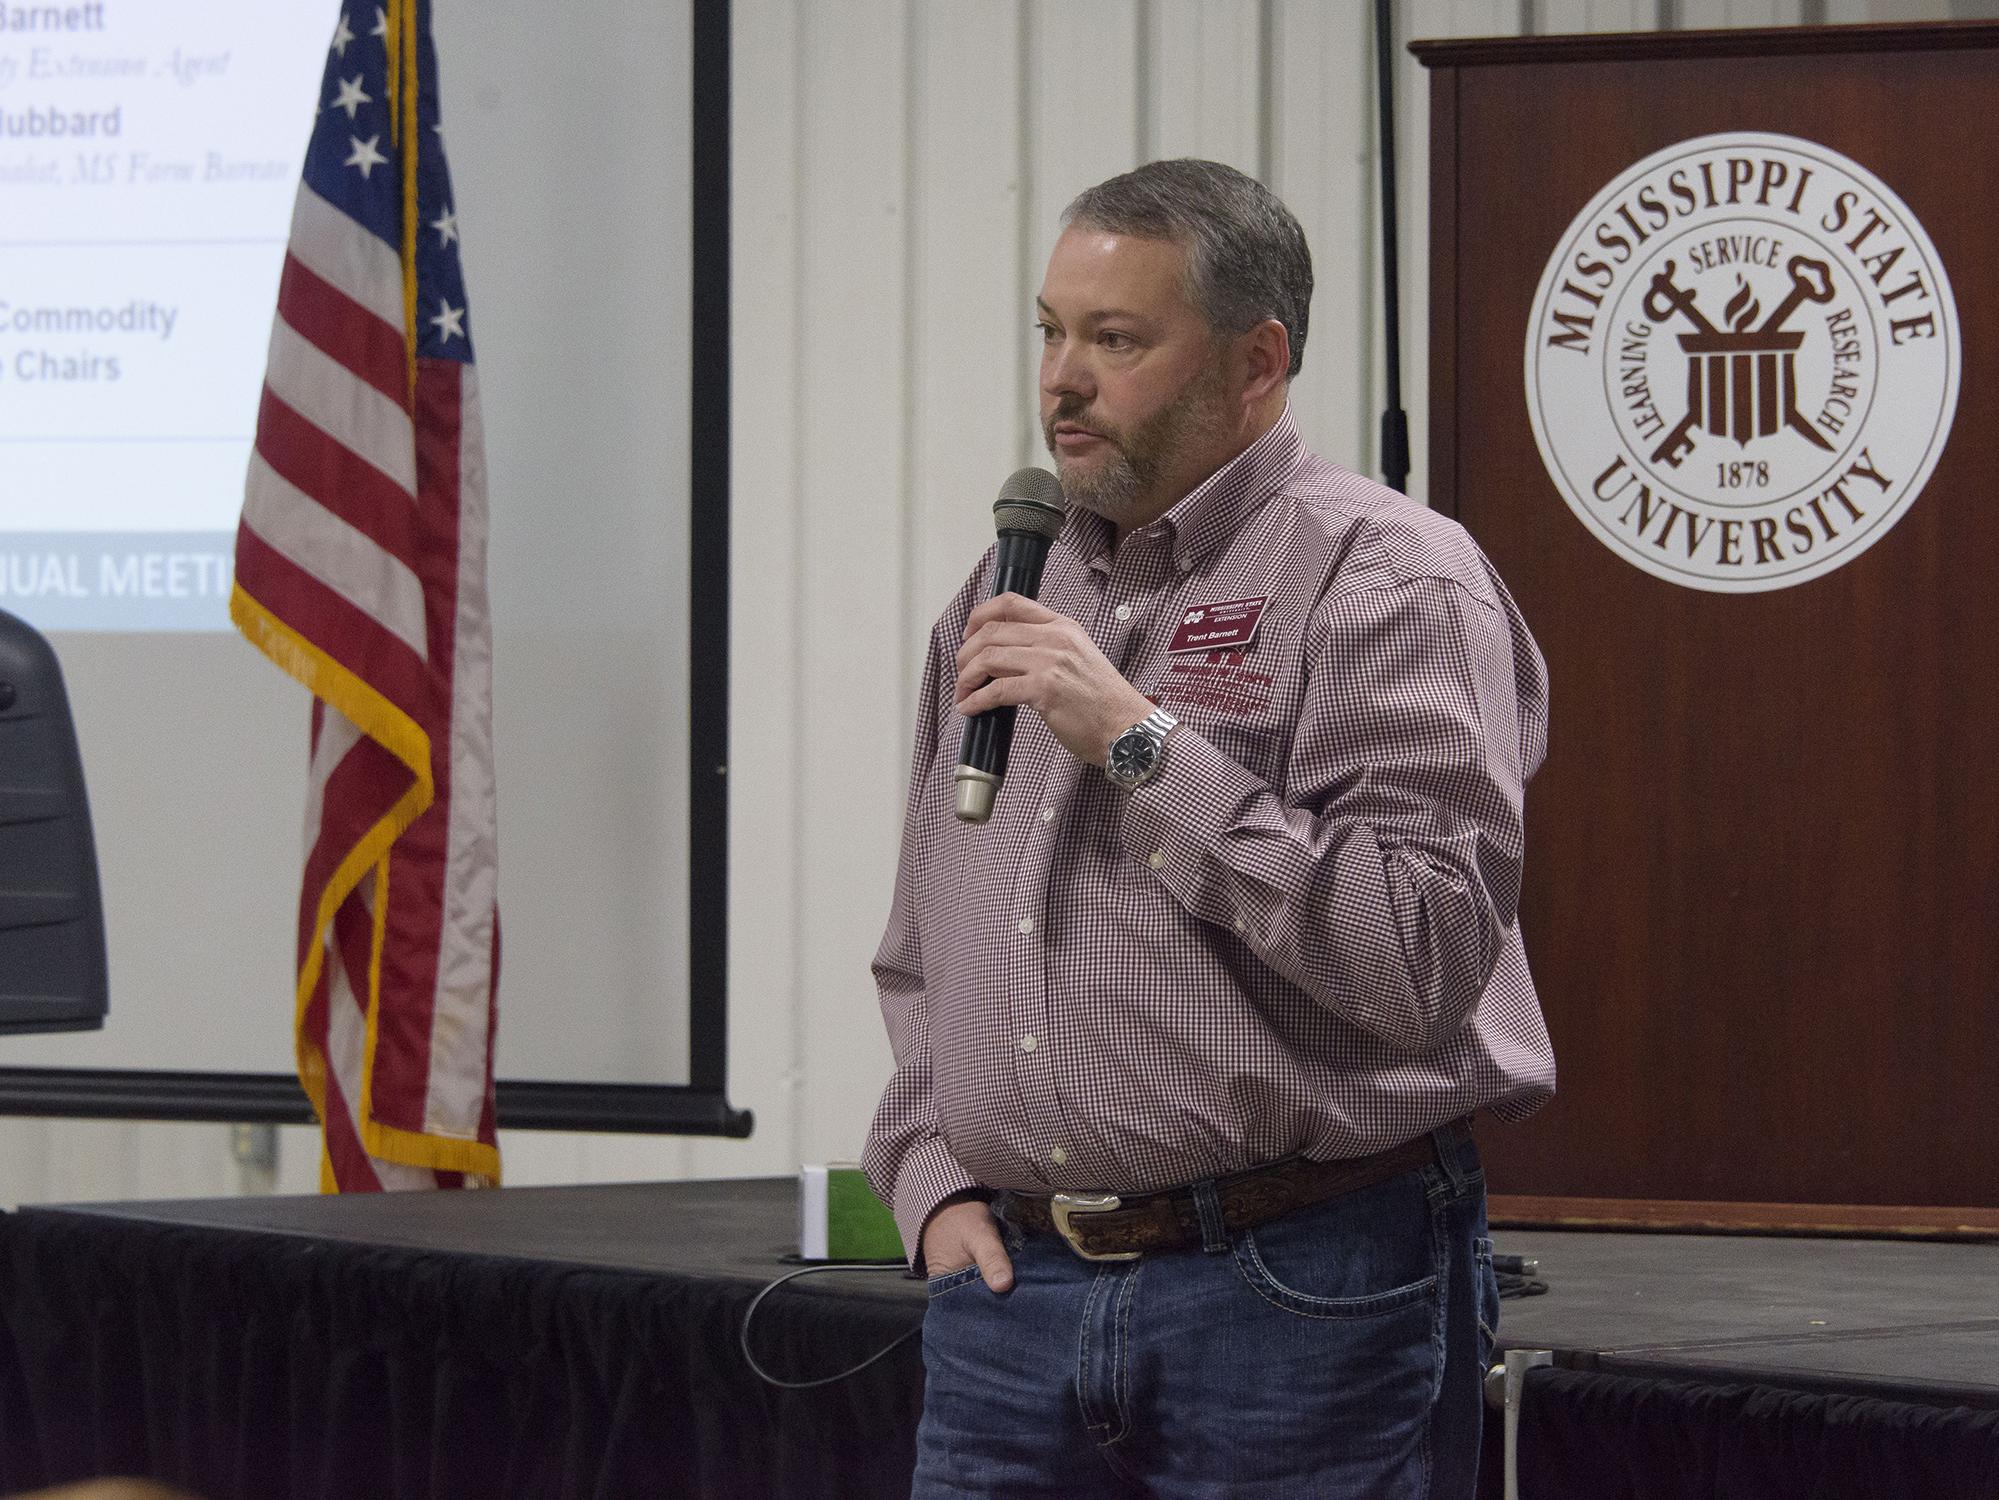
998, 1126, 1463, 1262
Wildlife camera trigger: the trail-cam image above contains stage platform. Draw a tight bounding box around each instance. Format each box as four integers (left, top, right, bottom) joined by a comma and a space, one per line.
2, 1177, 1995, 1497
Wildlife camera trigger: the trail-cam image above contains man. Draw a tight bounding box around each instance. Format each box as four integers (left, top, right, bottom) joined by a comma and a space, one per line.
865, 159, 1554, 1499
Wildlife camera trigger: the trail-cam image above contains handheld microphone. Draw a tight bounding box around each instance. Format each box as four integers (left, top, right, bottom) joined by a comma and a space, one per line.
954, 467, 1066, 824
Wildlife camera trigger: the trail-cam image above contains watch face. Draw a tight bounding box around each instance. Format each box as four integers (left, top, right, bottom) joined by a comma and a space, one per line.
1109, 729, 1158, 784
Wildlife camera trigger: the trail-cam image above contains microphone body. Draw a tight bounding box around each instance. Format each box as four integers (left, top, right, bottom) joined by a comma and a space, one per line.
954, 469, 1066, 824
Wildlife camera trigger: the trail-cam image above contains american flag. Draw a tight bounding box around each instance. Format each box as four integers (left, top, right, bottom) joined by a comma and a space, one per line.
232, 0, 500, 1190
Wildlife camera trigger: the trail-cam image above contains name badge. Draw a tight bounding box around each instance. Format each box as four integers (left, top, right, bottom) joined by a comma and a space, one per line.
1167, 596, 1268, 654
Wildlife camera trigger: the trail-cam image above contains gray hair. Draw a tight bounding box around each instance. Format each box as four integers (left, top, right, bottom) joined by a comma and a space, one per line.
1063, 159, 1312, 379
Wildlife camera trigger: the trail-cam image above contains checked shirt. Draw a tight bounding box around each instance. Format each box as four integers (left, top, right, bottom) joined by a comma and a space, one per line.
864, 409, 1555, 1262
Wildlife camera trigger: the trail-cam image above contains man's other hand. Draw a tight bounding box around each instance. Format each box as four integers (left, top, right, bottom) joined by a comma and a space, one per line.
921, 1197, 1015, 1292
955, 593, 1156, 766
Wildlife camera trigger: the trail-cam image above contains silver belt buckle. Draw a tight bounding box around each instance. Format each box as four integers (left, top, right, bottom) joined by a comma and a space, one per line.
1049, 1191, 1141, 1262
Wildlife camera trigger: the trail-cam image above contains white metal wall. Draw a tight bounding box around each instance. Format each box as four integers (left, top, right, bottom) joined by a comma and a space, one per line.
6, 0, 1879, 1205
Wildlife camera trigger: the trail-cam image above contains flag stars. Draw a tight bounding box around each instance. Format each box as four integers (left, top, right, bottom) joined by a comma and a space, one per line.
330, 75, 372, 120
330, 12, 354, 56
431, 206, 458, 248
370, 6, 389, 38
430, 298, 467, 345
345, 134, 388, 178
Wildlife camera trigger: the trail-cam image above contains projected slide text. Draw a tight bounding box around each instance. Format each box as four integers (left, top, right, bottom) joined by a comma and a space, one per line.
1, 2, 331, 629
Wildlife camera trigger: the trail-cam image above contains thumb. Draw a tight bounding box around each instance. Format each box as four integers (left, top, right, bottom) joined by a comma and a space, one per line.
971, 1224, 1015, 1293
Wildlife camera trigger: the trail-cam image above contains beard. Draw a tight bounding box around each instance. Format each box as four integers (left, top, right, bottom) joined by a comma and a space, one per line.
1042, 363, 1234, 528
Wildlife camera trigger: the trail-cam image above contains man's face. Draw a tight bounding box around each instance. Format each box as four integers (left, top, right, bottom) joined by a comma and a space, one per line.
1036, 226, 1240, 528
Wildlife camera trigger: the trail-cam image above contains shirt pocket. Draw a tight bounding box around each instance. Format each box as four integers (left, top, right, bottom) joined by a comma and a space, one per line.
1149, 652, 1296, 785
1152, 694, 1288, 788
1188, 708, 1287, 782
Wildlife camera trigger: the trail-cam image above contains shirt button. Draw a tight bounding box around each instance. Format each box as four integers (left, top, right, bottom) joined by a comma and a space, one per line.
1114, 603, 1132, 621
1017, 916, 1035, 935
1041, 806, 1055, 823
1234, 916, 1247, 933
1147, 851, 1165, 870
1019, 1034, 1038, 1053
1050, 1145, 1068, 1166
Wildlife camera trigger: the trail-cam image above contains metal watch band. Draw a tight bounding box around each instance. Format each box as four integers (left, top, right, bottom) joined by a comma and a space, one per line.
1106, 706, 1179, 790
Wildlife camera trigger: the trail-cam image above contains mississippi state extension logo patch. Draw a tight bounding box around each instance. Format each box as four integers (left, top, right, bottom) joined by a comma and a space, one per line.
1525, 132, 1959, 592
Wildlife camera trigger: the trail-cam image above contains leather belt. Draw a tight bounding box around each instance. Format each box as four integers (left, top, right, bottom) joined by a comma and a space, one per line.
997, 1127, 1462, 1262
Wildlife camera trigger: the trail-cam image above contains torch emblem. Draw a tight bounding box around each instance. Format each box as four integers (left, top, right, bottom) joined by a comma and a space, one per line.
1644, 254, 1837, 467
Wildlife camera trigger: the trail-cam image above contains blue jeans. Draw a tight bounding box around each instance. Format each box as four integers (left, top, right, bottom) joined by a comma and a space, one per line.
912, 1124, 1498, 1499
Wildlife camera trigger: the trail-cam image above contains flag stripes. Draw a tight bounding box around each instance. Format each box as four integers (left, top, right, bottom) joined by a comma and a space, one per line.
287, 183, 408, 328
276, 257, 413, 413
251, 390, 424, 578
260, 317, 419, 494
244, 452, 431, 659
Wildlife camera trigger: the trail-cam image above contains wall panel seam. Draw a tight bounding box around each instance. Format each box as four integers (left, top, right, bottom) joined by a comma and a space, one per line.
1016, 1, 1038, 470
1135, 0, 1154, 164
901, 0, 923, 750
1257, 0, 1276, 182
785, 0, 810, 1171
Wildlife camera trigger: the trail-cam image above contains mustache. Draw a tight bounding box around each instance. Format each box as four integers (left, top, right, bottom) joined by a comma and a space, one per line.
1045, 399, 1115, 440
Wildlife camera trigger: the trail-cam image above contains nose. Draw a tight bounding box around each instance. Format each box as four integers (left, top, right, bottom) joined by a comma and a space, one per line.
1040, 335, 1093, 404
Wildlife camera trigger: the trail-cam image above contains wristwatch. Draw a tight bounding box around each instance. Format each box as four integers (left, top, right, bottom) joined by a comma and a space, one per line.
1104, 707, 1179, 791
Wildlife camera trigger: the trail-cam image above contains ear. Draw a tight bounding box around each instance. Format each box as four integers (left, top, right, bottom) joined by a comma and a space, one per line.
1238, 317, 1291, 405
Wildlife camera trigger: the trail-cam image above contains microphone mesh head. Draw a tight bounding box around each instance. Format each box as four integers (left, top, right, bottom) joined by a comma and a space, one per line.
993, 467, 1066, 539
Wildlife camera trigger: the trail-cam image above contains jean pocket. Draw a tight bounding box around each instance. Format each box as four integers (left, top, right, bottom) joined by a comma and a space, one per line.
1235, 1234, 1438, 1319
1231, 1174, 1441, 1319
925, 1263, 984, 1298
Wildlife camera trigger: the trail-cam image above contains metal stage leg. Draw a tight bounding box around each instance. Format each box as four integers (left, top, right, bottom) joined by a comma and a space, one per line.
1485, 1348, 1556, 1500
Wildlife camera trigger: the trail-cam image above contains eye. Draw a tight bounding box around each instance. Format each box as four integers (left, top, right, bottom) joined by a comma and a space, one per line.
1098, 330, 1134, 352
1035, 321, 1059, 343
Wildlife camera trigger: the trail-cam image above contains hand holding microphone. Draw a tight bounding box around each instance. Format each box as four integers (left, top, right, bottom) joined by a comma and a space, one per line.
953, 469, 1065, 823
953, 471, 1161, 823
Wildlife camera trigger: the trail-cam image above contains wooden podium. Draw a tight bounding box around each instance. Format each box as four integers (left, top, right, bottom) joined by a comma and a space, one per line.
1414, 23, 1998, 1236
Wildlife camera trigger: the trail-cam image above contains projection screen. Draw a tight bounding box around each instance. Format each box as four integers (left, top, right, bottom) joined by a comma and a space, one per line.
0, 0, 741, 1134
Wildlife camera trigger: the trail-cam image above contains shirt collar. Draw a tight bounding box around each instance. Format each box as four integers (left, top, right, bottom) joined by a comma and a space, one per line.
1060, 405, 1305, 575
1160, 405, 1303, 572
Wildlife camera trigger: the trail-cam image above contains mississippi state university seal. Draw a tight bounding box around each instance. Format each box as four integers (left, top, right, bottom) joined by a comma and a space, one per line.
1525, 132, 1958, 592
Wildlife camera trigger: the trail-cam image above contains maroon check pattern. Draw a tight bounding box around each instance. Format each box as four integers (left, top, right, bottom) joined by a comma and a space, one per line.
864, 411, 1555, 1262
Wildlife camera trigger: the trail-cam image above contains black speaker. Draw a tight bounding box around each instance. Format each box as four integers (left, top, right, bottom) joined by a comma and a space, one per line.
0, 609, 107, 1034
